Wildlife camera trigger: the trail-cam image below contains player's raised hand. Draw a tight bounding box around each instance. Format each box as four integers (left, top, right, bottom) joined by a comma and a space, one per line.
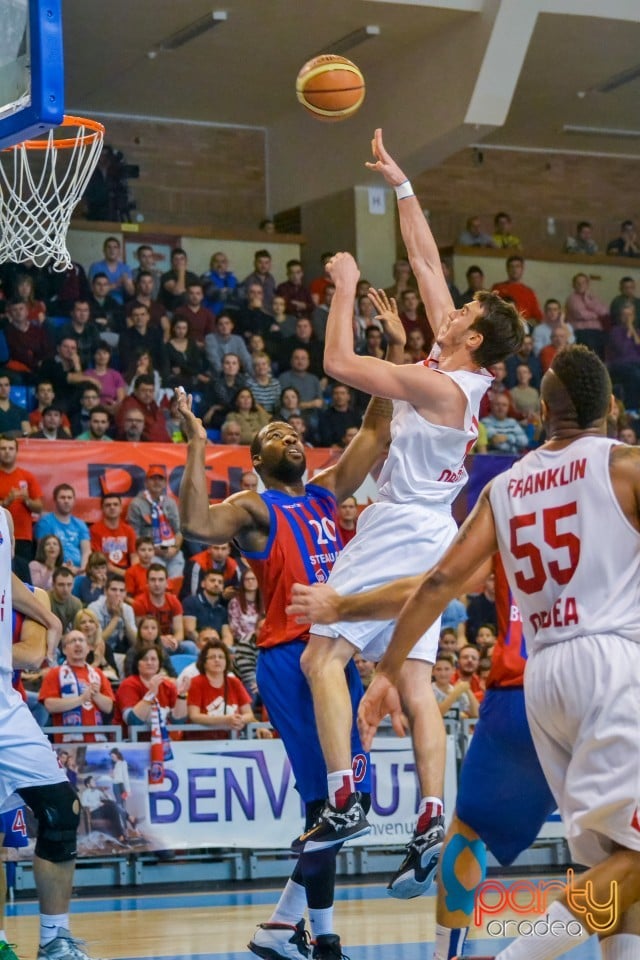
357, 672, 406, 751
365, 129, 408, 187
286, 582, 341, 624
368, 288, 406, 349
174, 386, 207, 443
326, 252, 360, 290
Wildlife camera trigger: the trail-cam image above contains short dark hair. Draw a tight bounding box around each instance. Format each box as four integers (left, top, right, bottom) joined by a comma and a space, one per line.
147, 563, 167, 576
53, 483, 74, 499
577, 220, 592, 231
196, 638, 232, 676
107, 572, 126, 586
544, 298, 561, 310
254, 249, 271, 260
135, 535, 154, 548
469, 292, 525, 368
549, 344, 611, 429
286, 259, 302, 270
133, 374, 155, 390
53, 566, 74, 582
494, 211, 511, 224
506, 255, 523, 267
466, 264, 483, 278
171, 247, 187, 259
91, 272, 109, 283
101, 492, 121, 504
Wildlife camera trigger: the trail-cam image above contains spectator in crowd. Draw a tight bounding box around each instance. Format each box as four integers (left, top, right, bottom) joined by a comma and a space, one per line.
492, 211, 521, 250
309, 252, 335, 306
432, 653, 479, 718
205, 312, 252, 375
39, 630, 115, 742
237, 282, 275, 342
117, 375, 170, 443
222, 388, 270, 446
36, 483, 90, 575
201, 352, 245, 429
451, 645, 484, 703
240, 471, 259, 491
124, 350, 162, 402
48, 566, 82, 633
119, 304, 167, 382
457, 216, 496, 248
607, 303, 640, 410
564, 271, 609, 358
353, 653, 375, 690
38, 337, 100, 413
174, 281, 216, 346
90, 493, 137, 575
510, 364, 541, 424
201, 251, 239, 317
481, 393, 529, 455
46, 258, 91, 316
311, 283, 335, 342
75, 405, 112, 442
16, 272, 47, 324
269, 292, 296, 342
405, 328, 428, 364
278, 348, 324, 423
88, 236, 134, 304
227, 568, 262, 645
289, 414, 312, 447
441, 259, 464, 309
69, 383, 101, 437
619, 426, 638, 445
123, 616, 177, 679
125, 270, 169, 340
279, 317, 325, 381
3, 297, 51, 383
0, 375, 29, 437
125, 536, 157, 599
240, 249, 276, 313
59, 300, 101, 370
220, 421, 242, 445
246, 353, 281, 414
127, 465, 184, 577
465, 572, 497, 644
183, 570, 233, 648
384, 258, 417, 302
160, 247, 199, 313
475, 623, 497, 653
539, 323, 572, 374
565, 220, 599, 255
0, 434, 42, 559
72, 551, 108, 606
357, 325, 385, 360
132, 244, 162, 299
116, 645, 187, 732
337, 496, 358, 546
32, 405, 71, 441
84, 341, 127, 413
606, 219, 640, 257
609, 276, 640, 326
183, 541, 240, 599
29, 534, 64, 590
278, 386, 303, 423
353, 294, 381, 349
74, 607, 119, 681
460, 265, 486, 304
88, 573, 137, 662
120, 408, 146, 443
165, 317, 209, 391
87, 273, 125, 343
531, 298, 574, 356
275, 259, 314, 320
505, 333, 542, 389
132, 564, 195, 656
317, 384, 361, 448
438, 628, 460, 660
398, 288, 430, 344
479, 360, 516, 420
441, 599, 468, 645
28, 380, 71, 435
491, 256, 542, 322
187, 639, 256, 739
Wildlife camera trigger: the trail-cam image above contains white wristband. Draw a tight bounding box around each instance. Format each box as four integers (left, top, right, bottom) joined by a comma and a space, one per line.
395, 180, 414, 200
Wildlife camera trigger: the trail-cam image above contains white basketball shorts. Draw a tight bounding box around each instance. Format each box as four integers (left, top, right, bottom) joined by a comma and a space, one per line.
312, 499, 457, 663
525, 633, 640, 867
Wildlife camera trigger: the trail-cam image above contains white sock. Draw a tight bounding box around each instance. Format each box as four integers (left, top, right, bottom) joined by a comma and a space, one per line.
0, 929, 6, 943
433, 922, 468, 959
327, 769, 354, 809
309, 906, 333, 938
496, 900, 589, 959
40, 913, 69, 945
601, 934, 640, 959
269, 879, 307, 924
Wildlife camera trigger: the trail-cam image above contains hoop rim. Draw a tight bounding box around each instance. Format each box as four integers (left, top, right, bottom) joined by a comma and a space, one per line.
4, 115, 105, 151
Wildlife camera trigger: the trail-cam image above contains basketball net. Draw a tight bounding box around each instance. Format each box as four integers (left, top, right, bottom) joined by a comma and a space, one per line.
0, 115, 105, 271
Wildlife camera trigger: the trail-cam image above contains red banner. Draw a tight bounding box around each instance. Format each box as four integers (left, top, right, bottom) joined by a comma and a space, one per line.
19, 440, 337, 525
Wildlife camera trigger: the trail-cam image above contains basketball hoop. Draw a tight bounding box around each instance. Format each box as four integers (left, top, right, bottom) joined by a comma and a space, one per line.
0, 115, 105, 271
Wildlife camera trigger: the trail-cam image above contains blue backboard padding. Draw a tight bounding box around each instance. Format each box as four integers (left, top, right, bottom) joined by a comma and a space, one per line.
0, 0, 64, 148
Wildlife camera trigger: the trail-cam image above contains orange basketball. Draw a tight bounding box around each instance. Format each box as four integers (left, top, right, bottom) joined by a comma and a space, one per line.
296, 55, 365, 122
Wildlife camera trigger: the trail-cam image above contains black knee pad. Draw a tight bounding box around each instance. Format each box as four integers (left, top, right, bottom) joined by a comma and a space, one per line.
18, 781, 80, 862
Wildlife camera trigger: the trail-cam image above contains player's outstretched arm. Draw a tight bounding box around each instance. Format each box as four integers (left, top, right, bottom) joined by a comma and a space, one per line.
11, 574, 62, 666
365, 128, 453, 335
286, 575, 422, 625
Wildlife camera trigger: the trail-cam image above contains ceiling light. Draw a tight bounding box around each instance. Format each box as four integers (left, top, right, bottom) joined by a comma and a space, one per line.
314, 25, 380, 59
152, 10, 228, 55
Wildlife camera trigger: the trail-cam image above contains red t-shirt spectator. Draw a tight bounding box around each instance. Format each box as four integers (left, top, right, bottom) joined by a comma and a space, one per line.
90, 519, 137, 570
0, 467, 42, 541
132, 589, 183, 635
116, 674, 177, 728
451, 670, 484, 704
39, 664, 115, 742
187, 673, 251, 740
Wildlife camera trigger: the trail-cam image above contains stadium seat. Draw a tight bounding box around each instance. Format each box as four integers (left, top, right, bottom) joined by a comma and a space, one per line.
170, 654, 197, 675
207, 429, 221, 443
9, 385, 28, 408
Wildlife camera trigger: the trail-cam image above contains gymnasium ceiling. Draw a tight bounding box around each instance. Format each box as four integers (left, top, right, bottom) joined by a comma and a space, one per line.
62, 0, 640, 209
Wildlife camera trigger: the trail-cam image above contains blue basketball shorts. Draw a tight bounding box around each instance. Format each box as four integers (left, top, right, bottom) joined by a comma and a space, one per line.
456, 686, 556, 865
0, 805, 29, 849
256, 640, 371, 805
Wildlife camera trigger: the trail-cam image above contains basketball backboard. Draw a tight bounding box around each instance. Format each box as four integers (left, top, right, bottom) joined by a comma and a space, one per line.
0, 0, 63, 148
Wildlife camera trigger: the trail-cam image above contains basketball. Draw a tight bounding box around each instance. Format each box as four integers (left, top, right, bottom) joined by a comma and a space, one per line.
296, 55, 365, 122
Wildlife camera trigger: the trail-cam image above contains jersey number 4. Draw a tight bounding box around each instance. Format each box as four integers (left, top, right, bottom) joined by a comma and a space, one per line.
509, 502, 580, 595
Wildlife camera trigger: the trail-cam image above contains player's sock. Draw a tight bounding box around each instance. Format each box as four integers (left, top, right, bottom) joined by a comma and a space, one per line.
308, 907, 333, 938
327, 770, 354, 810
416, 796, 444, 833
40, 913, 69, 945
495, 900, 589, 959
269, 877, 307, 924
0, 929, 6, 942
300, 846, 338, 938
433, 922, 468, 960
601, 934, 640, 959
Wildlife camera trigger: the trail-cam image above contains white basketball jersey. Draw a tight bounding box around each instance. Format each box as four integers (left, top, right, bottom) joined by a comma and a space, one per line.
490, 436, 640, 654
0, 509, 12, 681
376, 365, 492, 508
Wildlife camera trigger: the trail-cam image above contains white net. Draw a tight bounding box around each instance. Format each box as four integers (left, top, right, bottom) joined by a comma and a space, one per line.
0, 115, 105, 270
